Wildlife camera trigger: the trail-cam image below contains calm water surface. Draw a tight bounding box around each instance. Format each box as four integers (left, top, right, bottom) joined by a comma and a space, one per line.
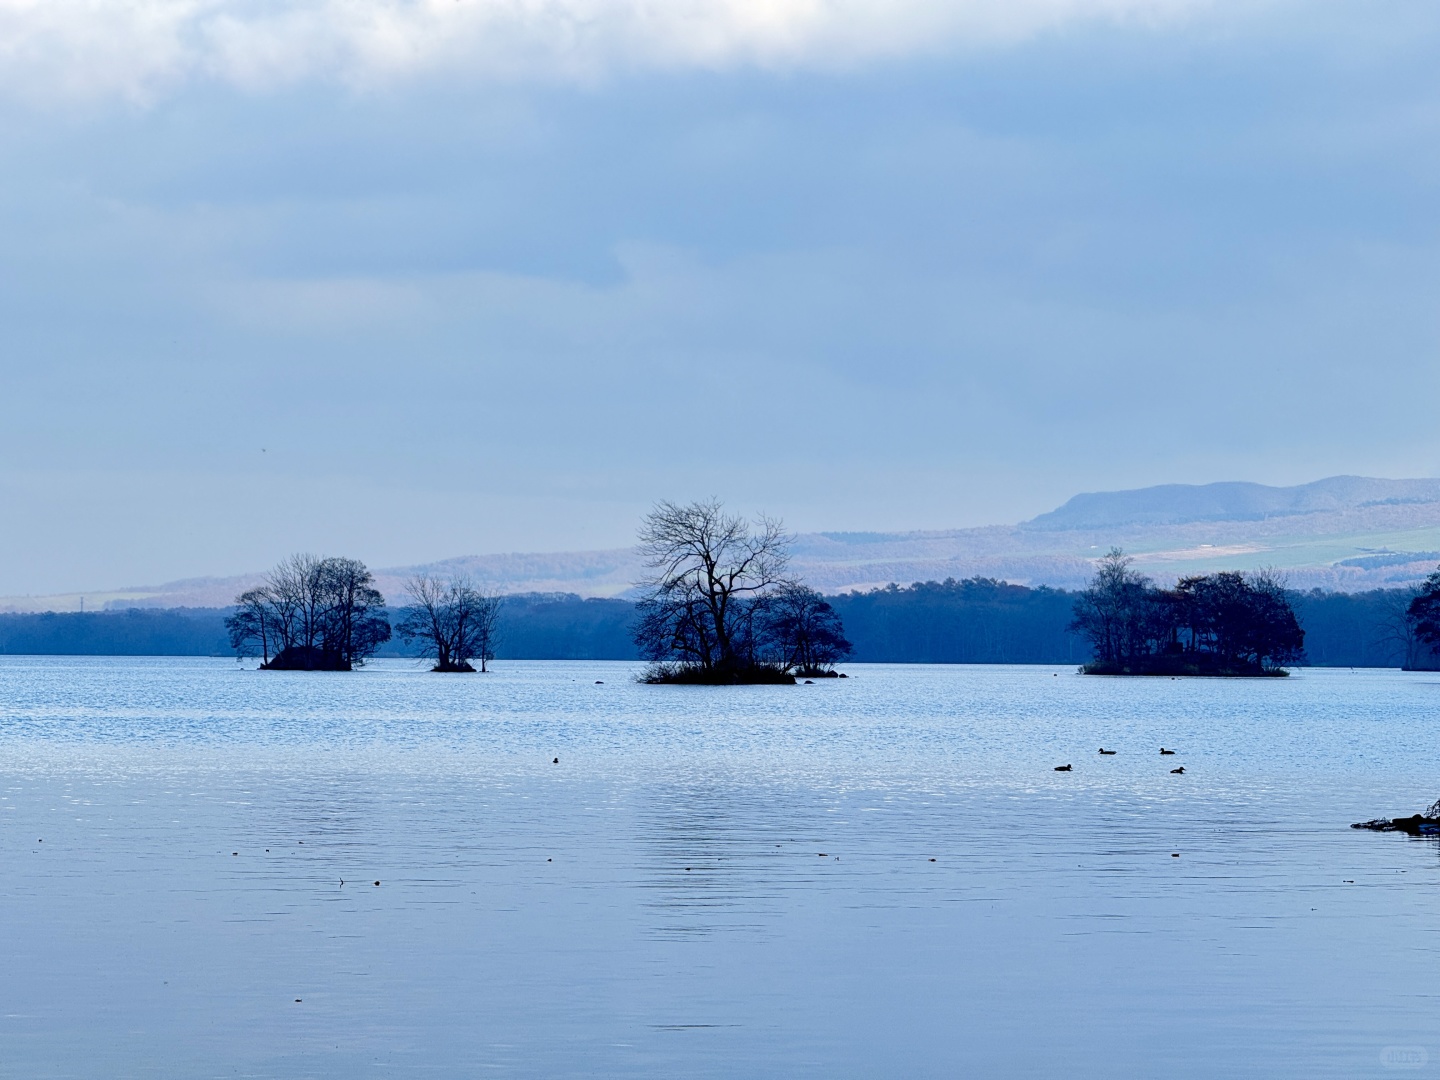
3, 658, 1439, 1078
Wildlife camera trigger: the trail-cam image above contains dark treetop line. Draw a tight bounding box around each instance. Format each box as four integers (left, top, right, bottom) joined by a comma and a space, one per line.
9, 577, 1434, 668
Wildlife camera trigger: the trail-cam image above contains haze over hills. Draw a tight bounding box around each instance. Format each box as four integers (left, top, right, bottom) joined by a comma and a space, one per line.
7, 476, 1440, 613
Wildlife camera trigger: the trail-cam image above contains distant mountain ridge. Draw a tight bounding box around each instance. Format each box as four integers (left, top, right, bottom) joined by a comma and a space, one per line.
7, 475, 1440, 612
1025, 476, 1440, 531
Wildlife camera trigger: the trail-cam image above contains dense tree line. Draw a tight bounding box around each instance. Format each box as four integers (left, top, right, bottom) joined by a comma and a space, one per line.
1292, 589, 1427, 668
1071, 549, 1305, 675
482, 595, 636, 659
826, 578, 1086, 664
6, 582, 1439, 668
0, 608, 234, 656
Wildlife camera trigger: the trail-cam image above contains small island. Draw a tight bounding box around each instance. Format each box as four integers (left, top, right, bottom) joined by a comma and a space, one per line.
632, 500, 851, 684
1071, 549, 1305, 676
227, 555, 392, 670
226, 556, 500, 673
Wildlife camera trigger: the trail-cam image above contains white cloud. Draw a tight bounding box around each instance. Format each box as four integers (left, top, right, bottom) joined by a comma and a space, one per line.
0, 0, 1222, 101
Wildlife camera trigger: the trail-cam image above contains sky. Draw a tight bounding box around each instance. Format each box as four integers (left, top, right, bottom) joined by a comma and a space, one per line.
1, 0, 1439, 595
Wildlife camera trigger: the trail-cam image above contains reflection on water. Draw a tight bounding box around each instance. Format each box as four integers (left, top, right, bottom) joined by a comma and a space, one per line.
2, 658, 1440, 1078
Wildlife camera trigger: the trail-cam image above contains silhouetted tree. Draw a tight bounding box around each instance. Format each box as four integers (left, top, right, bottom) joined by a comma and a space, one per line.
396, 573, 502, 672
1377, 585, 1432, 669
1176, 569, 1303, 671
633, 499, 795, 683
1069, 548, 1154, 664
761, 584, 852, 675
226, 554, 390, 670
228, 588, 278, 666
1237, 569, 1306, 670
1402, 568, 1440, 668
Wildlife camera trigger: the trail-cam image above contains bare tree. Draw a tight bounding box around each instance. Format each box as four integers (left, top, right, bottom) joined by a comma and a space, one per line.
1377, 585, 1431, 669
397, 573, 503, 672
319, 557, 391, 669
633, 499, 794, 682
228, 588, 276, 665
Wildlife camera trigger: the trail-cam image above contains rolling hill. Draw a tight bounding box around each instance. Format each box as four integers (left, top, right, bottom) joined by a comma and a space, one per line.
6, 476, 1440, 612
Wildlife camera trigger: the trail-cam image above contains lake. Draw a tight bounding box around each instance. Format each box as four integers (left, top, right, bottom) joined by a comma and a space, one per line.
2, 657, 1439, 1078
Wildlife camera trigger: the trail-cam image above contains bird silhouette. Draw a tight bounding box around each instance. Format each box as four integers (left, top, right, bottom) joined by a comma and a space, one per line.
1160, 748, 1176, 755
1098, 748, 1117, 755
1054, 764, 1073, 772
1171, 766, 1185, 774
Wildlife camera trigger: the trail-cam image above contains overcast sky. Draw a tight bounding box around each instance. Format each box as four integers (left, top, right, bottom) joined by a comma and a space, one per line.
2, 0, 1438, 595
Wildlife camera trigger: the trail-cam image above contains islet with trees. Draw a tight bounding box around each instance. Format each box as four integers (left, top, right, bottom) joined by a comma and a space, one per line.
631, 499, 852, 683
226, 555, 500, 672
224, 499, 852, 683
1070, 548, 1306, 676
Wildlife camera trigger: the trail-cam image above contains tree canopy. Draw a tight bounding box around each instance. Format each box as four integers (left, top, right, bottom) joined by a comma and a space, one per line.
1071, 549, 1304, 675
226, 554, 391, 670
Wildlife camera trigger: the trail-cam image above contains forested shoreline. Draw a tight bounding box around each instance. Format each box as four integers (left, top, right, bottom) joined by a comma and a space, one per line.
0, 581, 1431, 668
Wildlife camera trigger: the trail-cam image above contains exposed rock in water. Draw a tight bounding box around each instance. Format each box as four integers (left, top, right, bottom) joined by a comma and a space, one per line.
1351, 816, 1440, 836
1352, 800, 1440, 835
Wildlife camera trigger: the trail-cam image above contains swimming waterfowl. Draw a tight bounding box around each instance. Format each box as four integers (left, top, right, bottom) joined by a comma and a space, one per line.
1170, 766, 1185, 774
1160, 748, 1176, 755
1098, 748, 1117, 755
1054, 764, 1072, 772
